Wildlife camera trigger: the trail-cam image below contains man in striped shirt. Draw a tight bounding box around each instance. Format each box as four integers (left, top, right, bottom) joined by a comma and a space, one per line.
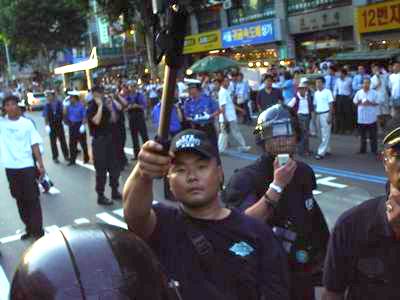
353, 78, 380, 155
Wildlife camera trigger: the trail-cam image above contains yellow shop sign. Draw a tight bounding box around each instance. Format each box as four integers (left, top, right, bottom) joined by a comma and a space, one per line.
357, 0, 400, 33
183, 30, 222, 54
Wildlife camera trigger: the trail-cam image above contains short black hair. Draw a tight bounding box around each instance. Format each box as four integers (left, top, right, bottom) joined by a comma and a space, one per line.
316, 77, 325, 83
3, 95, 19, 106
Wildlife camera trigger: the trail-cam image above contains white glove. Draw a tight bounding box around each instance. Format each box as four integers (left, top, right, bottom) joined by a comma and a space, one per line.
79, 124, 85, 134
45, 125, 51, 134
193, 114, 200, 121
203, 112, 210, 120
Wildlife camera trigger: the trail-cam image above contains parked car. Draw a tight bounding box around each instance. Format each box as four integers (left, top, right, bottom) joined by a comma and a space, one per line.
26, 92, 47, 110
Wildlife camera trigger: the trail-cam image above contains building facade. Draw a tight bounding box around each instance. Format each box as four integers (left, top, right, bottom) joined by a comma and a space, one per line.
184, 0, 361, 64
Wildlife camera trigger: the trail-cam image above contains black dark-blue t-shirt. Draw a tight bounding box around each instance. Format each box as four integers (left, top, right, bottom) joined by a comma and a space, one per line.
147, 204, 290, 300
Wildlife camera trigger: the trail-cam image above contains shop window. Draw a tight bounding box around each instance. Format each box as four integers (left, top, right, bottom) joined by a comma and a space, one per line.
228, 0, 275, 26
287, 0, 351, 15
196, 6, 221, 32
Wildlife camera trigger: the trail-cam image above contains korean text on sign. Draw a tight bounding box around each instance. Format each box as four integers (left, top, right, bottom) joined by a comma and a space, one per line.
357, 1, 400, 33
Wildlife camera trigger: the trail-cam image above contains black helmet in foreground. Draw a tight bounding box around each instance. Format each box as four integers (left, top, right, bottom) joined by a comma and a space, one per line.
254, 104, 300, 154
10, 223, 178, 300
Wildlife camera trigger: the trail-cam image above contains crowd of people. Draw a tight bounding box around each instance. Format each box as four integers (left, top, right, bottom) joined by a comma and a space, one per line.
1, 59, 400, 300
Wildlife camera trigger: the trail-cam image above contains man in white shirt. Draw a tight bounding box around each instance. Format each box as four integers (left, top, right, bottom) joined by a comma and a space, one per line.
215, 77, 250, 153
333, 68, 353, 134
389, 62, 400, 116
234, 73, 252, 124
0, 95, 45, 240
353, 78, 380, 155
314, 77, 335, 160
371, 64, 390, 131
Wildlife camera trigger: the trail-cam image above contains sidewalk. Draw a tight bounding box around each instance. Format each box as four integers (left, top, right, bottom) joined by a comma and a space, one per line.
234, 121, 385, 177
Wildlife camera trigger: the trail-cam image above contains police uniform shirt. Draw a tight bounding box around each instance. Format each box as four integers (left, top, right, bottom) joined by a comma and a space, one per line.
323, 196, 400, 299
147, 203, 290, 300
87, 101, 112, 138
151, 102, 181, 133
183, 95, 218, 125
127, 92, 146, 110
42, 100, 60, 117
223, 154, 330, 269
0, 116, 42, 169
67, 101, 86, 123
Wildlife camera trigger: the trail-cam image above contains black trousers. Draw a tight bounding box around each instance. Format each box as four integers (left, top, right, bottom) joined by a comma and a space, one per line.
6, 167, 44, 236
336, 95, 353, 133
49, 124, 69, 160
358, 122, 378, 153
128, 110, 149, 158
92, 135, 120, 195
69, 122, 89, 163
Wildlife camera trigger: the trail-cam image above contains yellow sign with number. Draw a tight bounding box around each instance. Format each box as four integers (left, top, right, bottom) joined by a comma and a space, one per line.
183, 30, 222, 54
357, 0, 400, 33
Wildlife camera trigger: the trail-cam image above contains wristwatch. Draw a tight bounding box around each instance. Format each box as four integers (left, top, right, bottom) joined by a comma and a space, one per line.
269, 182, 283, 194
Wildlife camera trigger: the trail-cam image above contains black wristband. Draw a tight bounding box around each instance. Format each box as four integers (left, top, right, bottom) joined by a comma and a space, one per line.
264, 193, 279, 209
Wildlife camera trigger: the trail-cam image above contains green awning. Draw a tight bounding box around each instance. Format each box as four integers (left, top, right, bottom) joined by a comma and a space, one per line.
330, 49, 400, 61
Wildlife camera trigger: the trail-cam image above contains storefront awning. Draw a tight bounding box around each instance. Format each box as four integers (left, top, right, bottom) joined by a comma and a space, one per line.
329, 49, 400, 61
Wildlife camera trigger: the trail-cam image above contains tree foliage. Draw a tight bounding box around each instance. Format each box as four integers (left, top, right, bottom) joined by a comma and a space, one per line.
0, 0, 88, 68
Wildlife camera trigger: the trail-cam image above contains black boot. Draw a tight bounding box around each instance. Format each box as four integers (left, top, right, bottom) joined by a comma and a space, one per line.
111, 189, 122, 200
98, 194, 113, 205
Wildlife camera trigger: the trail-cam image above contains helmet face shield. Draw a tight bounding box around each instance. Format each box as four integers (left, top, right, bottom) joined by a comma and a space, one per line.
254, 104, 298, 154
264, 136, 297, 156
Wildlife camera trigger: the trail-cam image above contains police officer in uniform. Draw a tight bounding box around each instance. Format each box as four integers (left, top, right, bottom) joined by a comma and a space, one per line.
183, 80, 219, 147
322, 118, 400, 300
127, 84, 148, 160
87, 86, 122, 205
223, 104, 330, 300
42, 90, 69, 164
64, 91, 89, 165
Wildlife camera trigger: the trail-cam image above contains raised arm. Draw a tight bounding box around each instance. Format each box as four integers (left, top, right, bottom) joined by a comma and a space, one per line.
123, 141, 172, 239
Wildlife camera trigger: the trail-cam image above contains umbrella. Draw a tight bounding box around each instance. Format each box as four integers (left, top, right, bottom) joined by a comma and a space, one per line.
189, 55, 240, 73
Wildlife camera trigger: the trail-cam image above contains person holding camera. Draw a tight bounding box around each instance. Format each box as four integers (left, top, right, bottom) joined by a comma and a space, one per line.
87, 86, 122, 205
123, 129, 290, 300
223, 104, 330, 300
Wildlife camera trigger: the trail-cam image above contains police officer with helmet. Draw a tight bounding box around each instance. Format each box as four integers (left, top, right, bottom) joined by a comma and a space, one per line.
10, 223, 183, 300
322, 118, 400, 300
223, 104, 330, 300
183, 80, 219, 147
87, 86, 122, 205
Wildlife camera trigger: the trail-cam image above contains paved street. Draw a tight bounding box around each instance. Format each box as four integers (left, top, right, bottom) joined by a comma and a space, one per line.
0, 112, 387, 298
